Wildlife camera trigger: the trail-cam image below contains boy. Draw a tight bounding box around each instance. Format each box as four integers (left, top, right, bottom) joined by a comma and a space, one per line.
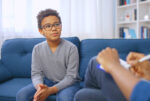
17, 8, 80, 101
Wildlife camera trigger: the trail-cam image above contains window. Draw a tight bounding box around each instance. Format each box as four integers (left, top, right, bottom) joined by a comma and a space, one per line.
1, 0, 60, 34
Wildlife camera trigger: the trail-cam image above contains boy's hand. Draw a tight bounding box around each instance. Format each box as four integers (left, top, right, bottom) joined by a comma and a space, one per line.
34, 84, 48, 101
34, 85, 58, 101
36, 84, 47, 91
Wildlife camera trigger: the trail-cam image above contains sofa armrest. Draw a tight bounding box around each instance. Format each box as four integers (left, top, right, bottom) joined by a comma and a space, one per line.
0, 60, 12, 83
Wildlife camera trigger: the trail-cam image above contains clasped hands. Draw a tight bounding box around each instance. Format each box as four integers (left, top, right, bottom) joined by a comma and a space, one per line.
34, 84, 50, 101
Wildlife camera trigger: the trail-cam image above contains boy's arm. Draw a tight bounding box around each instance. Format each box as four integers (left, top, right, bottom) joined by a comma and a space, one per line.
53, 46, 79, 90
31, 46, 44, 89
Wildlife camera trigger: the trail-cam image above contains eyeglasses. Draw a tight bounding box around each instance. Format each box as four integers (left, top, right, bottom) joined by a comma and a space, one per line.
42, 23, 61, 31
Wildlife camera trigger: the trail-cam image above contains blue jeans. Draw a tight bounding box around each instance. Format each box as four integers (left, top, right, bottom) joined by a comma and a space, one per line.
16, 78, 80, 101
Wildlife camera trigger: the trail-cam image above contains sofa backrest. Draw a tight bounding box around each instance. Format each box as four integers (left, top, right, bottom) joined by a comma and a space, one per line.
1, 37, 80, 78
79, 39, 150, 80
1, 37, 150, 79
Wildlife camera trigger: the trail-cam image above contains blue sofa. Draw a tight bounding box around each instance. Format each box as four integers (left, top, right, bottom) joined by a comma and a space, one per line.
0, 36, 150, 101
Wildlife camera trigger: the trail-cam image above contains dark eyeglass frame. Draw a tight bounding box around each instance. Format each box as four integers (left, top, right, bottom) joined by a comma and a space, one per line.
42, 23, 61, 31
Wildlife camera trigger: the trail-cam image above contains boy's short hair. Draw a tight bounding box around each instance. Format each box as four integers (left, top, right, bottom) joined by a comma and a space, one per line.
37, 8, 61, 29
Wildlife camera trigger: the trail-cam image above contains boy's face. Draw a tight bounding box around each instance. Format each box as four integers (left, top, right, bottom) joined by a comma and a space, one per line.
39, 15, 62, 42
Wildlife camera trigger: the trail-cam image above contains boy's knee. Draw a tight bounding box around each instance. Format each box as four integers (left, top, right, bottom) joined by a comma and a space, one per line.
16, 84, 35, 101
16, 89, 29, 101
57, 93, 72, 101
57, 85, 80, 101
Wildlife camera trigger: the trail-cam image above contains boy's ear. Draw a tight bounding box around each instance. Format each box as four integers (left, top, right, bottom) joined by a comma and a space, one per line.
39, 29, 44, 35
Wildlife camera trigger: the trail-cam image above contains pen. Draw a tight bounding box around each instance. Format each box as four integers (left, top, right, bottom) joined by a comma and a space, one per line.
138, 54, 150, 62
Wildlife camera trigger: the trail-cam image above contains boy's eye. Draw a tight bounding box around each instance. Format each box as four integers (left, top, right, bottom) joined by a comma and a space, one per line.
46, 25, 51, 28
55, 23, 60, 26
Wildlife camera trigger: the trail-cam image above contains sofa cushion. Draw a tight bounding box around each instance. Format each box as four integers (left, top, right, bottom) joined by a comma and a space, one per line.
1, 38, 45, 78
0, 61, 12, 83
0, 78, 31, 101
79, 39, 150, 80
1, 37, 80, 78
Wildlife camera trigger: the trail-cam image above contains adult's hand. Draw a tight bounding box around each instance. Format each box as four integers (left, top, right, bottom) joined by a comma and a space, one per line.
127, 52, 150, 80
126, 52, 145, 65
96, 47, 121, 73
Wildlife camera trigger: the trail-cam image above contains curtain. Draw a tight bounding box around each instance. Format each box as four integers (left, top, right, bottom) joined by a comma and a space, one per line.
1, 0, 60, 39
0, 0, 115, 57
60, 0, 115, 39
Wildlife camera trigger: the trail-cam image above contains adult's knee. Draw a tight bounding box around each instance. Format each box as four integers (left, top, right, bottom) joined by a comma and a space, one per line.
74, 88, 107, 101
86, 56, 98, 74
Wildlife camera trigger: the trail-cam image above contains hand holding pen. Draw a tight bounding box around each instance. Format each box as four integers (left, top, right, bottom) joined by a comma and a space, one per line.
98, 51, 150, 72
126, 52, 150, 68
126, 52, 150, 80
97, 48, 150, 80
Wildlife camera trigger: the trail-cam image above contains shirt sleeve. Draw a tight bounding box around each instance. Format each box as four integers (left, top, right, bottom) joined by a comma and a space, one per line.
31, 46, 44, 88
130, 80, 150, 101
54, 45, 79, 90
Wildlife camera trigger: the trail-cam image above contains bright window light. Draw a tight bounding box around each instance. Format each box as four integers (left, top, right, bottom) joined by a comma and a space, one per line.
2, 0, 60, 33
